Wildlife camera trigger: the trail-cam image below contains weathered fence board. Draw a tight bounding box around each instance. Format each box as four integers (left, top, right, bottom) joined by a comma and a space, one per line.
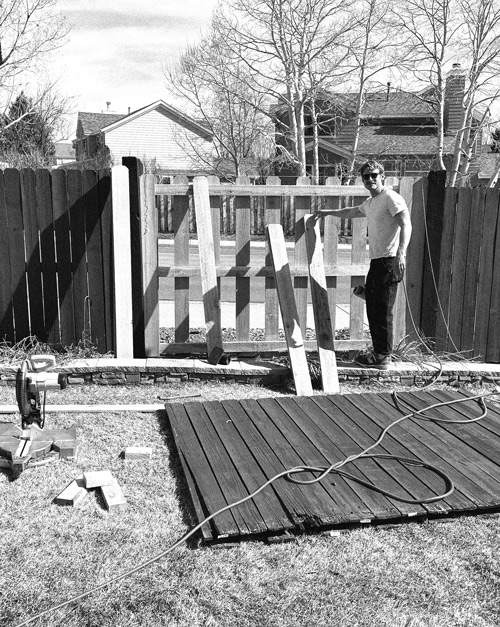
0, 168, 114, 351
37, 169, 59, 344
0, 173, 14, 341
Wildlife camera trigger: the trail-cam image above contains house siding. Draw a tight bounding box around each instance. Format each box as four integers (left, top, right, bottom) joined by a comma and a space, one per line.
103, 109, 211, 170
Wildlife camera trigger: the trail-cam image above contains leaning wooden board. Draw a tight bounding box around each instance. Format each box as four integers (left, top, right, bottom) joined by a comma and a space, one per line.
193, 177, 229, 365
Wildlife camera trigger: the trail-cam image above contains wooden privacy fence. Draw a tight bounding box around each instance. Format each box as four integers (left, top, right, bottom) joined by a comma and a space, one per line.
0, 168, 115, 352
136, 173, 422, 357
433, 186, 500, 362
7, 161, 496, 363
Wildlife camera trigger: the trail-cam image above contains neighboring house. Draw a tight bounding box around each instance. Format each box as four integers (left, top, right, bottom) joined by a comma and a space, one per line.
73, 100, 214, 175
53, 141, 76, 166
275, 64, 486, 181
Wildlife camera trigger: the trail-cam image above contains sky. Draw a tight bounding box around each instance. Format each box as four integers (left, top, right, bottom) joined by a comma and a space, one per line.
52, 0, 217, 137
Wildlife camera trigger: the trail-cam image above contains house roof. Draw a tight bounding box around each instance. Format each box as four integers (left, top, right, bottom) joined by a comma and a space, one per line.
99, 100, 213, 140
355, 125, 455, 155
361, 91, 435, 118
309, 123, 457, 157
77, 112, 127, 136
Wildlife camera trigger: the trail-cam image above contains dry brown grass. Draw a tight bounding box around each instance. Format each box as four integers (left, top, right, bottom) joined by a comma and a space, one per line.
1, 376, 500, 627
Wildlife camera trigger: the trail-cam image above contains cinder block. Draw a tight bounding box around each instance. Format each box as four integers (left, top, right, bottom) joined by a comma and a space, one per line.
101, 478, 127, 512
55, 476, 88, 506
124, 446, 152, 460
83, 470, 114, 489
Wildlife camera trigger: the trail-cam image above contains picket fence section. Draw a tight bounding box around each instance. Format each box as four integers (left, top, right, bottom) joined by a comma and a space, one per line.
143, 175, 418, 356
0, 168, 114, 352
434, 186, 500, 362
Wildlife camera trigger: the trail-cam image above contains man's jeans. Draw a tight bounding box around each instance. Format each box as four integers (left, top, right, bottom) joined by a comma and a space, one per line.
365, 257, 401, 357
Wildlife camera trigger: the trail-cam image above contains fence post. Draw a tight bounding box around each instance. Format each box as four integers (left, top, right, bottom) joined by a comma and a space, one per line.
140, 173, 159, 356
122, 156, 145, 356
111, 165, 134, 358
420, 170, 447, 340
404, 176, 428, 342
393, 177, 413, 347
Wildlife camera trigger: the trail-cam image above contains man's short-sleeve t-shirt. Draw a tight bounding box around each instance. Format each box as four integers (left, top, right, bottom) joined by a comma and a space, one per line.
359, 188, 408, 259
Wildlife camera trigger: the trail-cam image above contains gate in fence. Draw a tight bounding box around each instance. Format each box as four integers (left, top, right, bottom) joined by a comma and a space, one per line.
135, 169, 420, 358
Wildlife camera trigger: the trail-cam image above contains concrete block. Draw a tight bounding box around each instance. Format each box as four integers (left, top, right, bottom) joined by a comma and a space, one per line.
124, 446, 152, 460
55, 477, 88, 506
101, 478, 127, 512
83, 470, 114, 489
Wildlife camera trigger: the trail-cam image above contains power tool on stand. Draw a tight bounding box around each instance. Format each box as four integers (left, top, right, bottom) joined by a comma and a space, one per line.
0, 356, 76, 478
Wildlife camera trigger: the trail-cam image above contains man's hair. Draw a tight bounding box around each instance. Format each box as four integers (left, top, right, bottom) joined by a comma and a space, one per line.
359, 160, 385, 176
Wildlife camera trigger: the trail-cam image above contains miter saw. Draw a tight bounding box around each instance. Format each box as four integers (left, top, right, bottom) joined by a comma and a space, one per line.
16, 355, 67, 428
0, 356, 76, 478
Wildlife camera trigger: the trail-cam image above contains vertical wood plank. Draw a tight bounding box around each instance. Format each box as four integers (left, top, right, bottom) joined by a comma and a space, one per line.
420, 171, 447, 339
324, 178, 341, 331
36, 169, 60, 344
264, 177, 281, 340
97, 169, 114, 353
447, 188, 473, 353
459, 187, 485, 353
393, 177, 413, 347
141, 173, 159, 356
304, 214, 339, 393
350, 195, 367, 355
208, 176, 222, 306
486, 190, 500, 362
4, 169, 29, 342
111, 165, 134, 358
294, 177, 310, 335
404, 177, 428, 341
0, 171, 15, 342
67, 169, 88, 341
235, 176, 251, 341
193, 176, 223, 357
434, 187, 459, 352
20, 169, 45, 339
172, 176, 190, 342
474, 189, 499, 360
83, 169, 107, 352
122, 157, 146, 357
266, 223, 313, 396
52, 169, 76, 345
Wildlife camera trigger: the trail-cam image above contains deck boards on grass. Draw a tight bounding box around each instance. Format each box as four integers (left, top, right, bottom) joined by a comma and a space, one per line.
166, 390, 500, 543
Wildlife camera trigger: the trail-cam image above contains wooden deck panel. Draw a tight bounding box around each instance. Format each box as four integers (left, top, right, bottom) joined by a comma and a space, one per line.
166, 390, 500, 543
267, 396, 407, 520
348, 393, 486, 510
322, 393, 447, 514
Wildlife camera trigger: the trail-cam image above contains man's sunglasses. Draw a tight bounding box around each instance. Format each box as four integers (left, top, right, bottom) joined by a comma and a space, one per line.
362, 172, 381, 180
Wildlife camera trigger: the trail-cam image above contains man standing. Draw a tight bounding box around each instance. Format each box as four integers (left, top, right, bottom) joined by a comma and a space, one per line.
316, 160, 412, 369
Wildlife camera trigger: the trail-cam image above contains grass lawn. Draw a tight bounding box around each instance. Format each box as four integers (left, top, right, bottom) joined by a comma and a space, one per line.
1, 378, 500, 627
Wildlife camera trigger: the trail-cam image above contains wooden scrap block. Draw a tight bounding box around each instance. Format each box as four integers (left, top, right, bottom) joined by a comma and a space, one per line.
83, 470, 114, 489
124, 446, 152, 460
101, 478, 127, 512
53, 439, 78, 459
55, 477, 88, 507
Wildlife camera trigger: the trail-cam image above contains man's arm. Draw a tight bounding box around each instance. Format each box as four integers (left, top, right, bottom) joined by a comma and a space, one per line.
394, 209, 412, 278
315, 205, 366, 220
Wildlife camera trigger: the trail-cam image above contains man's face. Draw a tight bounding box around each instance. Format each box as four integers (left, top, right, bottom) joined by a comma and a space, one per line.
362, 169, 384, 194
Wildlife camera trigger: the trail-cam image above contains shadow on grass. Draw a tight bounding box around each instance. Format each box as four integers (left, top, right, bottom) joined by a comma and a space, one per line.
155, 409, 207, 547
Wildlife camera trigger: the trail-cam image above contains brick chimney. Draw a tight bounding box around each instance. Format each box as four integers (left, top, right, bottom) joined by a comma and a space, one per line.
444, 63, 466, 132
